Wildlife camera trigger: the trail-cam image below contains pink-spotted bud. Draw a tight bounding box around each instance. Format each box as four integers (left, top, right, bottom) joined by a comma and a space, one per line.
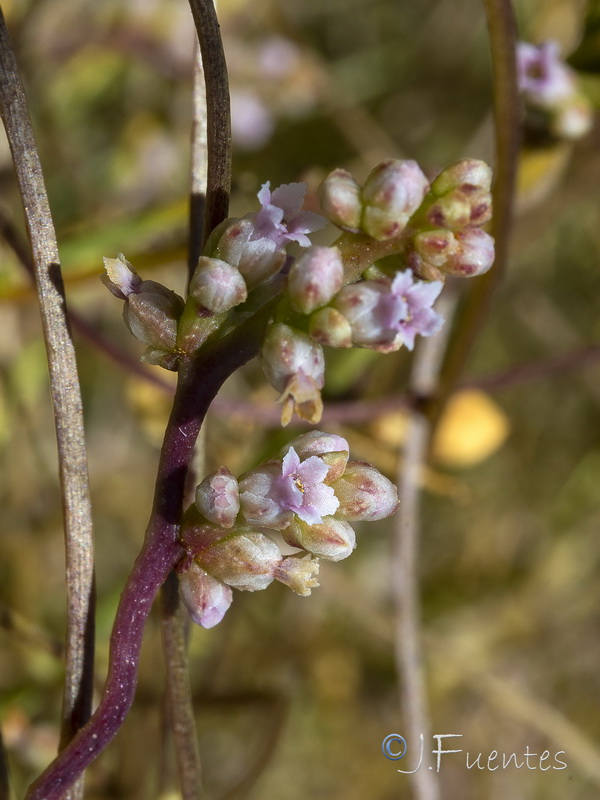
361, 159, 429, 241
189, 257, 247, 312
273, 555, 320, 596
431, 159, 492, 197
178, 561, 232, 629
442, 228, 495, 277
287, 246, 344, 314
309, 307, 353, 348
280, 431, 349, 482
413, 229, 459, 268
195, 528, 282, 592
427, 159, 493, 229
318, 168, 362, 231
332, 461, 399, 521
195, 467, 240, 528
215, 218, 286, 288
260, 323, 325, 425
283, 516, 356, 562
238, 461, 293, 531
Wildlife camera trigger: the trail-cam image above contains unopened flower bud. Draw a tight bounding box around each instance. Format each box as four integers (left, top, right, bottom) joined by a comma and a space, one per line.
103, 253, 185, 356
283, 516, 356, 561
273, 555, 320, 596
332, 461, 399, 521
195, 467, 240, 528
318, 168, 362, 231
280, 431, 349, 482
261, 323, 325, 425
189, 257, 247, 312
124, 288, 183, 351
178, 561, 232, 629
426, 192, 472, 229
196, 529, 282, 592
309, 306, 353, 348
287, 246, 344, 314
431, 159, 492, 197
238, 461, 293, 530
216, 219, 286, 287
442, 228, 495, 277
413, 229, 459, 268
333, 281, 395, 348
361, 159, 429, 241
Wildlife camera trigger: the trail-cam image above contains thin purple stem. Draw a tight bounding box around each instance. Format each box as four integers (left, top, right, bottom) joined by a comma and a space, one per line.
26, 301, 277, 800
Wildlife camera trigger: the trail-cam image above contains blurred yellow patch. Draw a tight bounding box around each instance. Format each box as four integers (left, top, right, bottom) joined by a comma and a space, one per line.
432, 390, 509, 468
371, 389, 509, 469
125, 371, 175, 446
516, 144, 571, 214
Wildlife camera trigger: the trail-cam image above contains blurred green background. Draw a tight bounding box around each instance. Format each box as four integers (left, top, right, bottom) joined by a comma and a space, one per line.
2, 0, 600, 798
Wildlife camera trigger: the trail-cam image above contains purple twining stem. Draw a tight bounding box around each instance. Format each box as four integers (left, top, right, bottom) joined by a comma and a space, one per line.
26, 306, 275, 800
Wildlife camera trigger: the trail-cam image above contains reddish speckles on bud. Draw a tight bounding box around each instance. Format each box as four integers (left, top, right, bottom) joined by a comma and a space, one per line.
195, 467, 240, 528
332, 461, 399, 521
318, 168, 363, 231
260, 323, 325, 425
215, 218, 287, 288
309, 307, 353, 348
284, 516, 356, 561
414, 229, 459, 268
425, 159, 493, 231
431, 159, 492, 197
443, 228, 495, 277
189, 257, 248, 313
287, 246, 344, 314
361, 159, 429, 241
189, 527, 282, 592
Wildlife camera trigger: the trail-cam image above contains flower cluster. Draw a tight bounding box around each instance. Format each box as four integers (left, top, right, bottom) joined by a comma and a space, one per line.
102, 156, 494, 424
176, 431, 398, 628
517, 41, 592, 140
264, 158, 494, 423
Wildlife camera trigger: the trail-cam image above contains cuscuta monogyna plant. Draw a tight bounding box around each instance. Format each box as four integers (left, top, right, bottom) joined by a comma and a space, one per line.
26, 156, 494, 799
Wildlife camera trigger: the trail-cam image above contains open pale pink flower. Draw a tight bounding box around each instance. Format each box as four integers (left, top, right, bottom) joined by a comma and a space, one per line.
517, 41, 575, 108
270, 447, 340, 525
334, 270, 444, 351
239, 446, 339, 529
382, 271, 444, 350
250, 182, 327, 248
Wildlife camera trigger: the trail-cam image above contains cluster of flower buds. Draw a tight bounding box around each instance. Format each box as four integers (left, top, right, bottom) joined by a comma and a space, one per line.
257, 158, 494, 423
176, 431, 398, 628
103, 155, 494, 426
517, 41, 593, 141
